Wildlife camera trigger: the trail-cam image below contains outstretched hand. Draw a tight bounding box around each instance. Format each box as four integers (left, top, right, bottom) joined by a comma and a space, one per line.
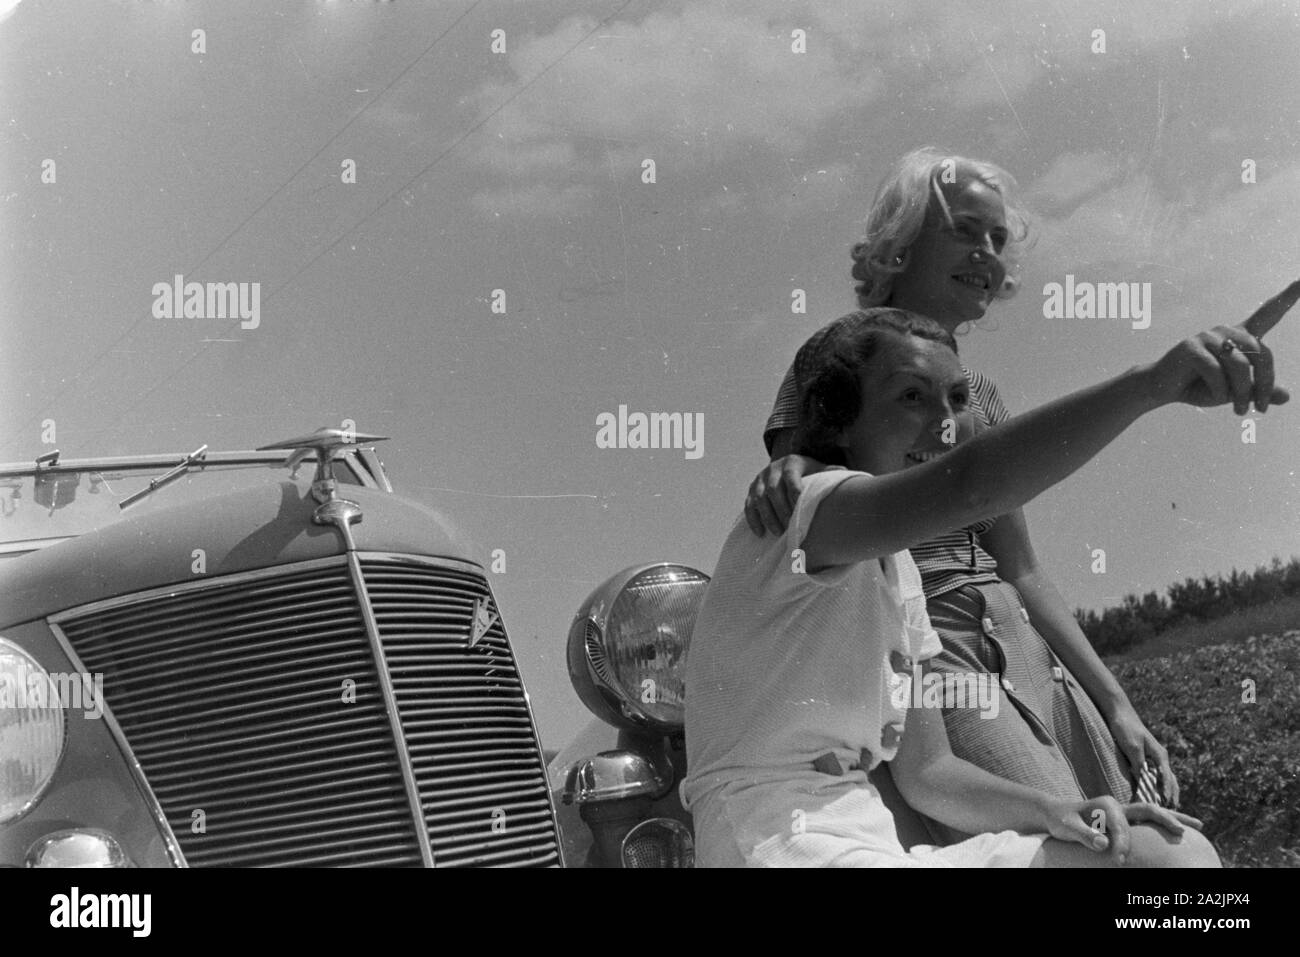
1148, 280, 1298, 413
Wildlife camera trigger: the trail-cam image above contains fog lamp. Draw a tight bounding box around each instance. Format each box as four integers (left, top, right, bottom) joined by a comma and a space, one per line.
26, 829, 133, 868
621, 818, 694, 869
560, 750, 672, 867
560, 750, 669, 805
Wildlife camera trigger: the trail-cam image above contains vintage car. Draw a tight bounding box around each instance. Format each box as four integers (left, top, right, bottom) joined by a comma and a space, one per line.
0, 428, 573, 868
0, 427, 925, 869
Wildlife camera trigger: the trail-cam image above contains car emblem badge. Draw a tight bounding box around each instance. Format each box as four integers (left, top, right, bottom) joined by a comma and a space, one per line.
469, 598, 498, 649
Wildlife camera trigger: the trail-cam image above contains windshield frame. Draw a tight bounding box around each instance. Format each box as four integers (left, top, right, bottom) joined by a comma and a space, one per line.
0, 448, 386, 558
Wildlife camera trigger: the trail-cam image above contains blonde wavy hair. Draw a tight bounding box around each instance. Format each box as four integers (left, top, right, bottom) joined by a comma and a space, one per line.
851, 147, 1032, 310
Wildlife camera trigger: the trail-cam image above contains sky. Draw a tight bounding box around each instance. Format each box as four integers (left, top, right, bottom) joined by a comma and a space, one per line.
2, 0, 1298, 749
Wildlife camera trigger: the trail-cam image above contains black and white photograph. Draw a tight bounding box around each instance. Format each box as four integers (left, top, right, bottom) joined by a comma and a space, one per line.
0, 0, 1295, 921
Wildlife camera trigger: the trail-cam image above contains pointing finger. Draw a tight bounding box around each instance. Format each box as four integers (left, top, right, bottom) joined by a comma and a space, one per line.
1242, 278, 1300, 339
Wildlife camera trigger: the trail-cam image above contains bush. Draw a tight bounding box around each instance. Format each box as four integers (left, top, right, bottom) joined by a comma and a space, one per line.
1077, 555, 1300, 650
1110, 631, 1300, 868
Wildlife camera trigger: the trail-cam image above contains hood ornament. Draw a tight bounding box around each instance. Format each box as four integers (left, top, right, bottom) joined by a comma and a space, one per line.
258, 427, 388, 548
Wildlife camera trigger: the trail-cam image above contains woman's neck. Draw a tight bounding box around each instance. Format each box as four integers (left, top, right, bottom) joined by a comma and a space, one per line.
883, 293, 964, 336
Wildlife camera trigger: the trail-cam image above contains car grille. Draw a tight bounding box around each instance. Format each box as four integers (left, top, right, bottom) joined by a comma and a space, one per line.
55, 556, 560, 867
360, 558, 559, 866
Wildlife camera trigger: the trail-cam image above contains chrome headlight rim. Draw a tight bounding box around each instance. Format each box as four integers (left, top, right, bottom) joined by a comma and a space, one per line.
0, 637, 68, 825
566, 562, 708, 733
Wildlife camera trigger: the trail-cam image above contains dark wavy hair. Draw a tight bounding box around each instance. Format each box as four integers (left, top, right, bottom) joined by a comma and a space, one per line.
792, 308, 958, 465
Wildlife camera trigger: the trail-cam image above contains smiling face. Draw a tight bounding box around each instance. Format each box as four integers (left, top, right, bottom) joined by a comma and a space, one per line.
887, 176, 1009, 330
835, 330, 970, 476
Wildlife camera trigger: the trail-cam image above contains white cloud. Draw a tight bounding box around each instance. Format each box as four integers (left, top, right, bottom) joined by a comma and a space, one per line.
0, 0, 22, 27
453, 0, 1297, 230
1027, 160, 1300, 333
467, 4, 884, 176
1025, 152, 1127, 211
760, 162, 859, 217
462, 0, 1278, 183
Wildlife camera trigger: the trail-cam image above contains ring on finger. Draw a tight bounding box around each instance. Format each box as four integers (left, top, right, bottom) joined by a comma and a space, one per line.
1219, 339, 1237, 356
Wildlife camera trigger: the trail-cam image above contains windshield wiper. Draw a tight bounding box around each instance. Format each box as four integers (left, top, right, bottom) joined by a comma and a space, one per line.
119, 445, 208, 511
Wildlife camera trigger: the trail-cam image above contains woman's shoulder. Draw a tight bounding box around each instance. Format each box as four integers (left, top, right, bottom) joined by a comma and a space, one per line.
794, 466, 866, 513
787, 468, 868, 540
961, 364, 1000, 391
961, 365, 1012, 422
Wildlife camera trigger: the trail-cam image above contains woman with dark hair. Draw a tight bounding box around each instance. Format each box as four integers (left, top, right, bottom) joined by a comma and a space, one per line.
743, 148, 1224, 833
681, 305, 1281, 866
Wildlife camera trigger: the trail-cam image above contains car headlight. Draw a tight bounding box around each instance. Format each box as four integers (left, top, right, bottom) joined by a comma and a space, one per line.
567, 563, 709, 732
0, 639, 67, 824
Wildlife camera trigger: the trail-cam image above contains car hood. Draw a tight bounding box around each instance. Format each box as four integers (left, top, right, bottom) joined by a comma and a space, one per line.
0, 481, 475, 628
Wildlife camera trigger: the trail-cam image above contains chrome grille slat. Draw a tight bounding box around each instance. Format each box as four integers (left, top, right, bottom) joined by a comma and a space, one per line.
101, 632, 365, 681
421, 804, 554, 826
423, 816, 551, 837
71, 596, 359, 652
55, 555, 559, 867
419, 789, 551, 815
119, 681, 385, 733
402, 718, 536, 736
388, 675, 524, 687
183, 813, 417, 848
148, 768, 402, 804
407, 768, 545, 788
71, 588, 359, 654
139, 720, 394, 769
439, 821, 561, 847
177, 795, 410, 828
267, 857, 422, 868
141, 741, 402, 779
133, 711, 383, 758
146, 751, 401, 793
450, 843, 559, 867
407, 741, 539, 756
147, 781, 403, 812
106, 652, 375, 701
386, 664, 522, 677
187, 834, 422, 867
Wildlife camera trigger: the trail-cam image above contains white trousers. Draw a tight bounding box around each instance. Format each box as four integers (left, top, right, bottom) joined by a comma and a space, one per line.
691, 770, 1046, 868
